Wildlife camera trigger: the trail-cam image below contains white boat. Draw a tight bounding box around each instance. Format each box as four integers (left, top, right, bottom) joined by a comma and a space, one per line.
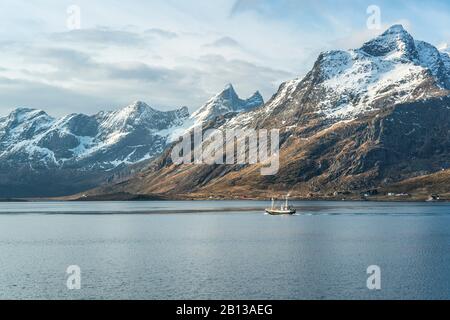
265, 195, 296, 215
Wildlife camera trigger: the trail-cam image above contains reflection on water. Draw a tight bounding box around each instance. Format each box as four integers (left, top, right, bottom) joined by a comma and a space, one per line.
0, 201, 449, 299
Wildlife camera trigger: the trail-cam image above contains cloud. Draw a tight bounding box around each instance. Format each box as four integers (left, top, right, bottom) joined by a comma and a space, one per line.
230, 0, 273, 17
20, 46, 176, 82
49, 27, 179, 49
31, 48, 95, 69
0, 76, 116, 116
205, 36, 241, 48
144, 28, 178, 39
3, 0, 450, 118
0, 15, 296, 116
107, 62, 176, 82
49, 28, 144, 47
194, 54, 293, 99
331, 19, 413, 51
0, 36, 293, 117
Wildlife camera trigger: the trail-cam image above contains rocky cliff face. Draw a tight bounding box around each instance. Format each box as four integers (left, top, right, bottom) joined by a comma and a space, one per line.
88, 25, 450, 200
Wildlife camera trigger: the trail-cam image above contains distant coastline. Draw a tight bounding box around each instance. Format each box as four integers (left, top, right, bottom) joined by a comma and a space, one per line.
0, 198, 28, 202
2, 192, 449, 203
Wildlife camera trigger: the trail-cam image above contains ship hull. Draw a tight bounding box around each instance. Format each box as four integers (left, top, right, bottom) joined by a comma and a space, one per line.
265, 209, 296, 215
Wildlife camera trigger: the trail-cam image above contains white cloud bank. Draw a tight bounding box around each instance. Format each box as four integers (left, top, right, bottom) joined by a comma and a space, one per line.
0, 0, 449, 116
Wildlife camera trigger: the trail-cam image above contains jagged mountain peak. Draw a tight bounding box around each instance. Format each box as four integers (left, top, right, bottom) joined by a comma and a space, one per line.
0, 108, 54, 138
360, 24, 418, 60
120, 100, 157, 116
113, 101, 189, 121
254, 24, 450, 122
10, 107, 39, 114
98, 100, 188, 134
243, 91, 264, 110
378, 24, 410, 38
129, 100, 153, 110
384, 24, 407, 33
215, 83, 239, 101
191, 84, 264, 123
223, 82, 235, 91
99, 25, 450, 201
248, 90, 263, 100
7, 107, 51, 121
0, 100, 192, 175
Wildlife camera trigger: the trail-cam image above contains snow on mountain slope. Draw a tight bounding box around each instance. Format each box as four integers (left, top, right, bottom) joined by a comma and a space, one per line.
225, 25, 450, 126
0, 108, 54, 145
315, 25, 450, 119
97, 25, 450, 200
160, 84, 264, 142
360, 24, 418, 60
0, 84, 263, 171
191, 83, 263, 124
0, 108, 57, 165
317, 50, 429, 118
0, 102, 189, 169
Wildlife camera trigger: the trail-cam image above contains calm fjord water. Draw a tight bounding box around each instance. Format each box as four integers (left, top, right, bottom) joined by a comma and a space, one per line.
0, 201, 449, 300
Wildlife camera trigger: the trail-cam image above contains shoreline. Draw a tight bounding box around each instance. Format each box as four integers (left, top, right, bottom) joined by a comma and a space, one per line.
1, 196, 449, 203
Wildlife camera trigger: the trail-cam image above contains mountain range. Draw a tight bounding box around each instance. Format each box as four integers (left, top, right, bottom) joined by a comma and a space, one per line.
1, 25, 449, 200
81, 25, 450, 201
0, 86, 263, 197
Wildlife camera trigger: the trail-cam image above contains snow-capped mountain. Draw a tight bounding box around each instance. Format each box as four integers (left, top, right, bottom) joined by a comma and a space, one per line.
0, 101, 189, 170
252, 24, 450, 122
0, 85, 262, 197
191, 84, 263, 124
161, 84, 264, 142
92, 25, 450, 200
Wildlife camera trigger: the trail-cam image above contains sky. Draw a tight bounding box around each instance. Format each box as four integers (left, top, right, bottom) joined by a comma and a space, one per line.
1, 0, 450, 116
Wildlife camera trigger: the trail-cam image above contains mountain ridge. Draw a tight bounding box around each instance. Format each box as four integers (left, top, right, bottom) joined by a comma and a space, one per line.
190, 83, 264, 124
83, 25, 450, 201
0, 102, 190, 170
0, 85, 262, 197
